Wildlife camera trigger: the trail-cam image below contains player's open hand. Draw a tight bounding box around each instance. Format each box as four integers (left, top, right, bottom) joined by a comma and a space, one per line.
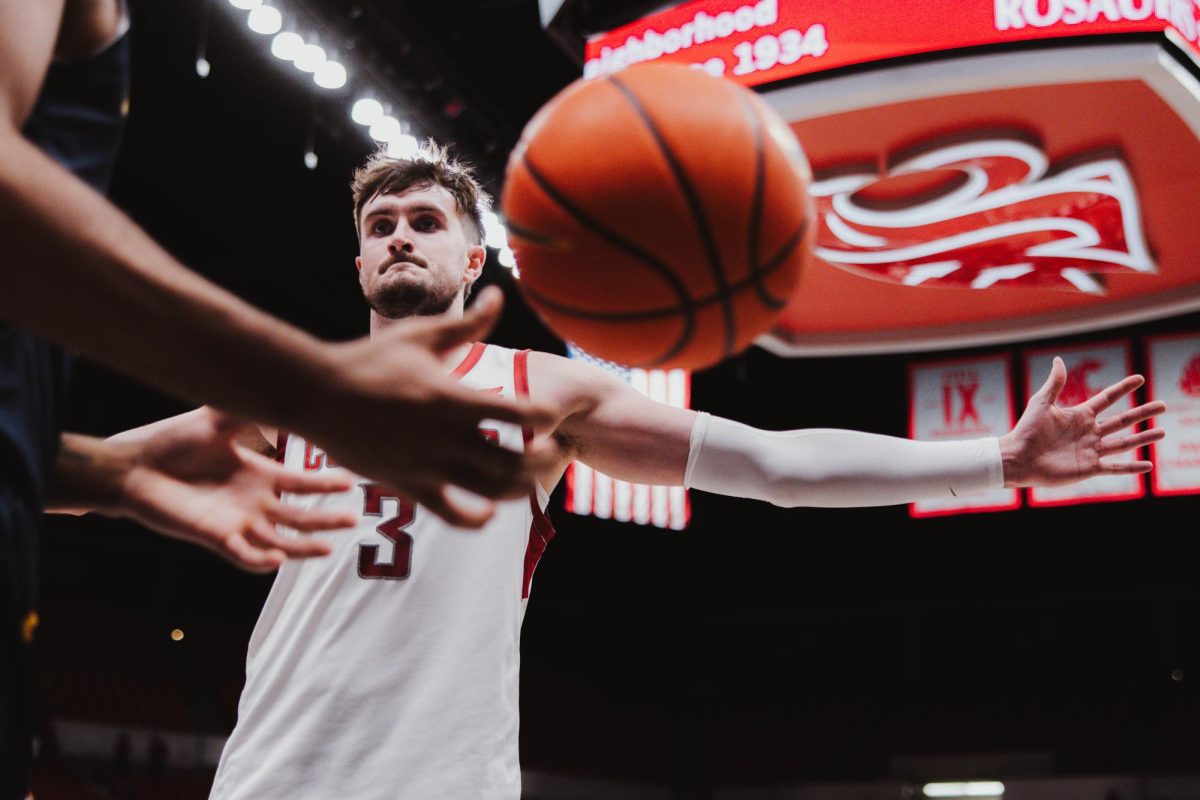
301, 286, 558, 527
121, 408, 356, 572
998, 357, 1166, 488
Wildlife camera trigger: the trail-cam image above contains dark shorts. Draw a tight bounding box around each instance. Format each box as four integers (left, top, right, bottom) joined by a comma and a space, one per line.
0, 486, 37, 800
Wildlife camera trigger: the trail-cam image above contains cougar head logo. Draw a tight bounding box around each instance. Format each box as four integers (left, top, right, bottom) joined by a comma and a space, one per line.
1181, 354, 1200, 398
811, 138, 1155, 294
1059, 359, 1105, 407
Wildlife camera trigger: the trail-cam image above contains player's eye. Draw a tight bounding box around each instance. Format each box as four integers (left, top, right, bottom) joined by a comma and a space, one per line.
372, 219, 393, 235
414, 215, 441, 232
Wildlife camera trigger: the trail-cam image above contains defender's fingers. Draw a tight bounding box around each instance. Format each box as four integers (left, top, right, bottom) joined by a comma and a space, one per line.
207, 409, 253, 440
444, 437, 555, 501
425, 286, 504, 355
1084, 374, 1145, 414
221, 532, 287, 573
245, 521, 332, 559
417, 484, 495, 529
267, 500, 356, 533
451, 391, 559, 431
1096, 401, 1167, 436
1099, 428, 1165, 456
269, 463, 355, 495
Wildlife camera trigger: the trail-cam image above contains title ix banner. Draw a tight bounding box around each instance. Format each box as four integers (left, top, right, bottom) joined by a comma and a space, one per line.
909, 354, 1020, 518
585, 0, 1200, 84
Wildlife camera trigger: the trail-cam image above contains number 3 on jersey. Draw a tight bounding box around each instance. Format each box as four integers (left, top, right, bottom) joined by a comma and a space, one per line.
356, 430, 498, 581
358, 484, 416, 580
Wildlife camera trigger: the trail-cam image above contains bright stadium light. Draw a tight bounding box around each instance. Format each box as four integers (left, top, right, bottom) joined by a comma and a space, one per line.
498, 247, 516, 268
369, 115, 402, 143
195, 57, 211, 78
351, 98, 384, 126
387, 134, 420, 158
923, 782, 1005, 799
314, 60, 347, 90
229, 0, 260, 9
294, 43, 326, 73
304, 151, 319, 170
270, 31, 303, 61
247, 5, 282, 35
482, 211, 508, 250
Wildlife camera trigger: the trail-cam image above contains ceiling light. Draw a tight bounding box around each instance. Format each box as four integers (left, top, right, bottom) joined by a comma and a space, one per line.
482, 211, 508, 249
247, 5, 282, 35
314, 60, 347, 90
369, 115, 402, 143
922, 782, 1005, 798
270, 31, 303, 61
351, 98, 384, 126
294, 43, 326, 73
387, 134, 420, 158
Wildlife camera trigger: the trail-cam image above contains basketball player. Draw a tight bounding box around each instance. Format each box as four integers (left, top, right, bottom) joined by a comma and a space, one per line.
1, 4, 549, 798
207, 146, 1165, 799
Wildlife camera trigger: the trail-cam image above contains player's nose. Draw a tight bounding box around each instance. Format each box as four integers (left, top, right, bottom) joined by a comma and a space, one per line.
387, 230, 415, 254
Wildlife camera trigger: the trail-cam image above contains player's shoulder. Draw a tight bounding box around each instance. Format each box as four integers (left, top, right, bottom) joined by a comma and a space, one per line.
525, 349, 630, 408
526, 349, 615, 383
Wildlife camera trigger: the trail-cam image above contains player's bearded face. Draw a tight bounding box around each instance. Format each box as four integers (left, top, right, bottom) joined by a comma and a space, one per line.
357, 185, 477, 318
366, 257, 460, 318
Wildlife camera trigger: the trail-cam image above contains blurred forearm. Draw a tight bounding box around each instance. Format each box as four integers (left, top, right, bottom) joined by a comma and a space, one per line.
0, 129, 334, 429
45, 433, 135, 515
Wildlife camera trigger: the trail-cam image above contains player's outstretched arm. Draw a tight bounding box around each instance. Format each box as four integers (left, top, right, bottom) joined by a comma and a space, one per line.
0, 3, 553, 524
47, 409, 358, 572
537, 354, 1163, 509
998, 357, 1164, 488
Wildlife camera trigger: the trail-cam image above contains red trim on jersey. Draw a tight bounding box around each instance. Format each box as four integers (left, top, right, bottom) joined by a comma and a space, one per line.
275, 430, 289, 465
515, 349, 555, 599
451, 342, 488, 380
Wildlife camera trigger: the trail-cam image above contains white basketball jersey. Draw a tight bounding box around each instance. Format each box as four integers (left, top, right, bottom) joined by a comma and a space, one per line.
210, 344, 554, 800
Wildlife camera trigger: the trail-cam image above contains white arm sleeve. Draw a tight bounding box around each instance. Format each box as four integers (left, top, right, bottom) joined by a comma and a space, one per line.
683, 412, 1004, 508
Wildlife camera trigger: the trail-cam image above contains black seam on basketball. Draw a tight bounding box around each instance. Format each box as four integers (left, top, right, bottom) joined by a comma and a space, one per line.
504, 217, 562, 248
736, 90, 786, 309
516, 154, 698, 365
607, 74, 737, 360
520, 219, 804, 325
756, 219, 805, 310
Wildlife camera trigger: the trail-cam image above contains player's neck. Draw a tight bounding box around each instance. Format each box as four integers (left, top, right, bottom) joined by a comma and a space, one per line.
369, 306, 472, 373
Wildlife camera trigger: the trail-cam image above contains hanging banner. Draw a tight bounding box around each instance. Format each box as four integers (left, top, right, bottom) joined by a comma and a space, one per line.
1024, 340, 1144, 506
564, 346, 691, 529
1145, 333, 1200, 496
909, 354, 1020, 518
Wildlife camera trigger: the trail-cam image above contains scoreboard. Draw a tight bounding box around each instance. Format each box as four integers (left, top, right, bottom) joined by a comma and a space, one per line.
585, 0, 1200, 355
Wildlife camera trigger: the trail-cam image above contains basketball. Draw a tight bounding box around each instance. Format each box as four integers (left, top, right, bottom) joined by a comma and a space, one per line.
501, 62, 814, 371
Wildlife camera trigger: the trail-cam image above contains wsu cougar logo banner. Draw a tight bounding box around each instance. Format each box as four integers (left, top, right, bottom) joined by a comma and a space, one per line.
1145, 333, 1200, 496
812, 138, 1155, 293
1023, 341, 1144, 507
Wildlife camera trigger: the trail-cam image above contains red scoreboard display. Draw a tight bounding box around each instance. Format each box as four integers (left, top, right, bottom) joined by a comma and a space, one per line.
586, 0, 1200, 356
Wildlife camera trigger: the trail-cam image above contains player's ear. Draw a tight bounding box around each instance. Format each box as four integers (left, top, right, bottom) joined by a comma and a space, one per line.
355, 256, 363, 273
464, 244, 486, 284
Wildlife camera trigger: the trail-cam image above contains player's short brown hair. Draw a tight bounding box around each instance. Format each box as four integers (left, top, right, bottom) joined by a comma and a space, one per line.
351, 141, 490, 245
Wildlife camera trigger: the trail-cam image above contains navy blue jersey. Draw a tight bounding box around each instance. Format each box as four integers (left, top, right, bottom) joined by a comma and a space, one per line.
1, 23, 131, 800
0, 29, 131, 512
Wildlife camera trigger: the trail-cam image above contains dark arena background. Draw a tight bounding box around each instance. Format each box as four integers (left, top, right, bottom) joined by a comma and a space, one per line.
31, 1, 1200, 798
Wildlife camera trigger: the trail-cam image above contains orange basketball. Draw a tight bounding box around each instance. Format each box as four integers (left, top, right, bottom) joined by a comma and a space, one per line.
501, 62, 814, 370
